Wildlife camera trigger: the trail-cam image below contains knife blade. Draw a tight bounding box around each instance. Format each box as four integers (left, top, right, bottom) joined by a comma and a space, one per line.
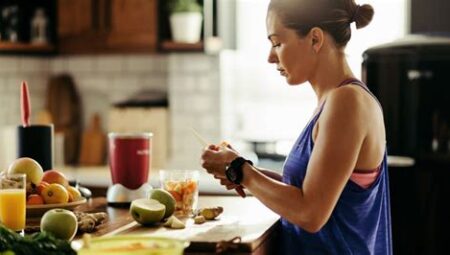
191, 128, 246, 198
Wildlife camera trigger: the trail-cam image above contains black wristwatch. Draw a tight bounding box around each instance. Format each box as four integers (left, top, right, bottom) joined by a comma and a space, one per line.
225, 157, 253, 185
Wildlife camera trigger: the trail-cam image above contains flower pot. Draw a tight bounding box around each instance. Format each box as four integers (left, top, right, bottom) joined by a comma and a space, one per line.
170, 12, 203, 43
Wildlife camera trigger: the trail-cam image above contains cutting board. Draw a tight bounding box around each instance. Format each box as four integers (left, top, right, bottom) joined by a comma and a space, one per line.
78, 114, 106, 166
71, 196, 280, 253
46, 74, 82, 165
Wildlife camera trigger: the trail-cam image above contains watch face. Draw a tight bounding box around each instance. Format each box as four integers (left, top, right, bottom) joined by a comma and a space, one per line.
227, 168, 237, 181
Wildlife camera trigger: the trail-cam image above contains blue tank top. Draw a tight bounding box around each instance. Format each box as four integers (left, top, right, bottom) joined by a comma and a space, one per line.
281, 79, 392, 255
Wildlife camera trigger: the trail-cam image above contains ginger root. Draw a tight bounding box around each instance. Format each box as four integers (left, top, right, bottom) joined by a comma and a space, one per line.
75, 212, 108, 233
196, 206, 223, 220
194, 215, 206, 224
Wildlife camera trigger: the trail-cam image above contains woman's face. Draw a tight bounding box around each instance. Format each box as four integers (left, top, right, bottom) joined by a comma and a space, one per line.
266, 11, 317, 85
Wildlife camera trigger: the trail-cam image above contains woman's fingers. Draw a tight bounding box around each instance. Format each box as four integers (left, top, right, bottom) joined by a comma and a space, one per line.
235, 186, 246, 198
200, 144, 239, 181
225, 184, 236, 190
220, 178, 233, 185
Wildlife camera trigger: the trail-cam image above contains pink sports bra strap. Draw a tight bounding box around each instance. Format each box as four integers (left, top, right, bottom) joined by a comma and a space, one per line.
338, 78, 383, 110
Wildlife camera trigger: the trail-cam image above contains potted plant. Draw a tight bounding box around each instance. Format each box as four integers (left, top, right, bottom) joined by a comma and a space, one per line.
168, 0, 203, 43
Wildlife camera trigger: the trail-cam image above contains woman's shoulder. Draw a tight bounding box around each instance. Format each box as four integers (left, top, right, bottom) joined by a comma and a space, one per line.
321, 83, 382, 130
325, 85, 369, 114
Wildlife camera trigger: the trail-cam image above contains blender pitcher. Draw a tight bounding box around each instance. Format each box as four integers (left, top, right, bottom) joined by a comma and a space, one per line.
106, 132, 153, 205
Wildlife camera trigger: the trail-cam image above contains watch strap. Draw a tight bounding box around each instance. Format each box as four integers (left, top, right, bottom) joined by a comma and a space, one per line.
226, 156, 253, 185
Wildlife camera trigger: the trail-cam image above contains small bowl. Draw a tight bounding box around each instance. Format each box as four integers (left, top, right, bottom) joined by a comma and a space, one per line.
76, 235, 190, 255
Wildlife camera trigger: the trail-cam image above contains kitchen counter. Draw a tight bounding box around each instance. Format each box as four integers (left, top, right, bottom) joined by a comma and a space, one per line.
67, 196, 280, 254
59, 166, 238, 196
59, 155, 409, 195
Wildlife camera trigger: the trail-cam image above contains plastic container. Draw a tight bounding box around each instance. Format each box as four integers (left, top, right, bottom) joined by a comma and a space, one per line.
159, 170, 199, 216
77, 235, 189, 255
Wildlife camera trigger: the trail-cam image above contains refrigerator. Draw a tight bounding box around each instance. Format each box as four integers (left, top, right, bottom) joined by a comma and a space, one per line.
362, 35, 450, 254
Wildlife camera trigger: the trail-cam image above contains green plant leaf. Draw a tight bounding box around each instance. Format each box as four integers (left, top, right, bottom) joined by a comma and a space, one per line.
168, 0, 202, 13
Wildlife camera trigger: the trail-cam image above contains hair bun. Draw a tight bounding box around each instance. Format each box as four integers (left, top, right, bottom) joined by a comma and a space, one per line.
352, 4, 374, 29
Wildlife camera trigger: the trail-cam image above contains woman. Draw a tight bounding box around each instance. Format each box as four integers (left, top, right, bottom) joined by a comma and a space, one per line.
201, 0, 392, 254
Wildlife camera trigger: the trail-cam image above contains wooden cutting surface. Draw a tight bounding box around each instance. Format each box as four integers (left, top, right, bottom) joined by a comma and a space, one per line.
66, 196, 281, 254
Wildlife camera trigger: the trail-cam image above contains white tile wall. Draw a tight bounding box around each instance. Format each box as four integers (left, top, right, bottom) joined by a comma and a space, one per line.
167, 54, 222, 169
0, 53, 222, 170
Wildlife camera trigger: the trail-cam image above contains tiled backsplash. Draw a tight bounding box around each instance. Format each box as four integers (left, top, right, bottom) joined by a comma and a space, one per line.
0, 54, 222, 170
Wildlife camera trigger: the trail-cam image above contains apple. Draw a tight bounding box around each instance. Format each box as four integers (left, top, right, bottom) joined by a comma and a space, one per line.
148, 189, 176, 219
163, 215, 186, 229
7, 157, 43, 186
41, 170, 68, 187
40, 209, 78, 241
41, 183, 69, 204
130, 198, 165, 226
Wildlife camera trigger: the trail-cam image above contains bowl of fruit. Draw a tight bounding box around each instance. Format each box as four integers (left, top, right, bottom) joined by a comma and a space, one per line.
6, 157, 87, 217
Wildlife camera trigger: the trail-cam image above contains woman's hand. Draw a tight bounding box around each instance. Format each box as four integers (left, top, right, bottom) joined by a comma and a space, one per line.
201, 143, 247, 197
200, 144, 239, 179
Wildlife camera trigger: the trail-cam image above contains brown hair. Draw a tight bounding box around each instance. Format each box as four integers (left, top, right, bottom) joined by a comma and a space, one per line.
268, 0, 374, 47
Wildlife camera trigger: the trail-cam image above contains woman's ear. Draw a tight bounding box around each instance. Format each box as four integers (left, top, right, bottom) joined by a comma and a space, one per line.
310, 27, 324, 53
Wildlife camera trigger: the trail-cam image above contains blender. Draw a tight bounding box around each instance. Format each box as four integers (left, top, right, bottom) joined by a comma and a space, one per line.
106, 133, 153, 205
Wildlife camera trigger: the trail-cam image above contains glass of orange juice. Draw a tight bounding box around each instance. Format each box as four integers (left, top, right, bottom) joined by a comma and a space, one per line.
160, 170, 199, 217
0, 173, 26, 232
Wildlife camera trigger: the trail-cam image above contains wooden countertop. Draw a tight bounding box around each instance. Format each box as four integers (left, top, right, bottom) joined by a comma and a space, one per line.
33, 196, 281, 254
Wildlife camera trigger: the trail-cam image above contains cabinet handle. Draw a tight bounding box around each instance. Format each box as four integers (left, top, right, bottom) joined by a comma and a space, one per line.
407, 69, 433, 81
104, 0, 112, 32
92, 0, 111, 33
92, 0, 100, 31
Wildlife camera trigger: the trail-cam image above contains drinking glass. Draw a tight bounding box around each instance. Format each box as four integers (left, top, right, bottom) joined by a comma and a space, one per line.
0, 173, 26, 232
159, 170, 199, 216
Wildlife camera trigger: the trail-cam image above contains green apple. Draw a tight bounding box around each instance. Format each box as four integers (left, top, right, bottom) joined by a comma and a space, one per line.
163, 215, 185, 229
130, 198, 165, 226
7, 157, 43, 186
40, 209, 78, 241
148, 188, 176, 218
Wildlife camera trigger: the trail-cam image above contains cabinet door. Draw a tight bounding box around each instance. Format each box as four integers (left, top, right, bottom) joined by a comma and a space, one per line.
107, 0, 158, 52
58, 0, 107, 54
58, 0, 92, 37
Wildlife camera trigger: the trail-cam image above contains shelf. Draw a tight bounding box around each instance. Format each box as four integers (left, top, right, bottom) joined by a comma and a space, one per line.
0, 42, 55, 54
160, 40, 204, 52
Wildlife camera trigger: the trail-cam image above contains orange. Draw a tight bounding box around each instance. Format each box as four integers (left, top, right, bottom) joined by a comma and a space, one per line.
42, 183, 69, 204
168, 190, 182, 202
36, 181, 50, 195
27, 194, 45, 205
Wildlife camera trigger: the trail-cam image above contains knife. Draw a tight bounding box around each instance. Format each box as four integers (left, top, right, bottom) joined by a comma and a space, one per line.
20, 81, 31, 127
191, 128, 246, 198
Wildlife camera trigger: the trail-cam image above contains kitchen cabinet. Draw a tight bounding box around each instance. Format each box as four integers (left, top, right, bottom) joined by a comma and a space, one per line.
58, 0, 157, 54
0, 0, 57, 55
107, 0, 157, 51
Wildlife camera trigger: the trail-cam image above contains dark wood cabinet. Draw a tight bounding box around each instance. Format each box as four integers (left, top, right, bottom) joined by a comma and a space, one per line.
58, 0, 157, 54
58, 0, 101, 54
0, 0, 56, 55
107, 0, 157, 51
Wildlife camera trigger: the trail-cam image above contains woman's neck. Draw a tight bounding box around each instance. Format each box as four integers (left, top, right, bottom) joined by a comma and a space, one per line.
309, 50, 355, 105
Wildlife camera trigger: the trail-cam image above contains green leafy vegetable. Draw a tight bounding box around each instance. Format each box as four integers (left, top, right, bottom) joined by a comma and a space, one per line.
0, 224, 76, 255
